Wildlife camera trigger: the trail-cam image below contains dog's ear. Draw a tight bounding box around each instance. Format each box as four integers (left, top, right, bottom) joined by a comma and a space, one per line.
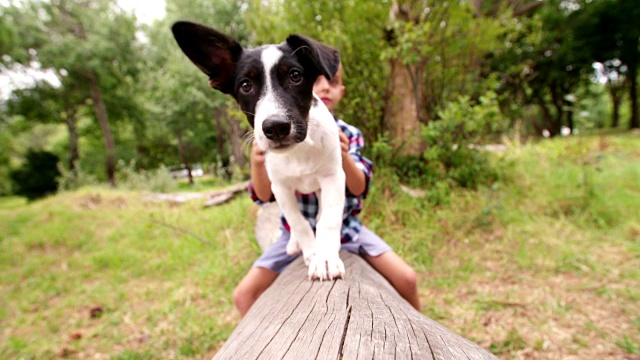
286, 34, 340, 80
171, 21, 242, 94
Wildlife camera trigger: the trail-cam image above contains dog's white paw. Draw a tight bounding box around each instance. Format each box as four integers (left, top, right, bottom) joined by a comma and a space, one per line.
307, 252, 345, 281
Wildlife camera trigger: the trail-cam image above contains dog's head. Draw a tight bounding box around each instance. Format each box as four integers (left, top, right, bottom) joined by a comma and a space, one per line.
171, 21, 340, 152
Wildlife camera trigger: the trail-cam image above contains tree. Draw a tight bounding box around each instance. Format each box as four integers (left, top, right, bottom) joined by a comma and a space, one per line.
7, 80, 84, 173
383, 1, 426, 155
138, 0, 252, 183
384, 0, 519, 148
1, 0, 142, 186
486, 0, 594, 136
573, 0, 640, 129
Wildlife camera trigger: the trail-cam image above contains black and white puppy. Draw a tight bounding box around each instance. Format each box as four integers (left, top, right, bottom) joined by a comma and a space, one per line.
172, 21, 346, 280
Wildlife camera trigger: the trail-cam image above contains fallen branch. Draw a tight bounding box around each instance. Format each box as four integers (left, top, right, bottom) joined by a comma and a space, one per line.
142, 181, 249, 207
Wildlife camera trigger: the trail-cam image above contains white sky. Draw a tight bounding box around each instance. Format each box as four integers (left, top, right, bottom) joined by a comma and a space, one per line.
117, 0, 166, 25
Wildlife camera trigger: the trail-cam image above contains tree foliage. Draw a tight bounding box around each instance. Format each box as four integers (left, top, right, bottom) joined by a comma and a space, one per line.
246, 0, 389, 139
1, 0, 638, 194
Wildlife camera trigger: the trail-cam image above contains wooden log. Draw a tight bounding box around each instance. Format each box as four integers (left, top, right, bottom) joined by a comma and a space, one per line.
214, 251, 497, 360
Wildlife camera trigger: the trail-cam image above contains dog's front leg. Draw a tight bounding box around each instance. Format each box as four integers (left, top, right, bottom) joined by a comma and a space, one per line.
311, 170, 346, 281
270, 183, 316, 267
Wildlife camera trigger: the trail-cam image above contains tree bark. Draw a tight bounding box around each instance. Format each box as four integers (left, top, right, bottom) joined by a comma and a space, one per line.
535, 96, 556, 136
177, 130, 194, 185
629, 66, 639, 129
228, 118, 246, 171
86, 71, 116, 187
65, 115, 79, 173
213, 107, 227, 161
384, 2, 426, 156
384, 58, 423, 155
609, 84, 622, 128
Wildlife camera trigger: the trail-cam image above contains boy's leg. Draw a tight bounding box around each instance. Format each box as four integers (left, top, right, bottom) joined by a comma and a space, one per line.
363, 251, 421, 311
233, 267, 278, 317
343, 226, 421, 311
234, 229, 298, 317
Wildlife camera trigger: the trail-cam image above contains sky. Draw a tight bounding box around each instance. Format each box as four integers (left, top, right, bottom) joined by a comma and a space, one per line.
0, 0, 167, 99
117, 0, 166, 25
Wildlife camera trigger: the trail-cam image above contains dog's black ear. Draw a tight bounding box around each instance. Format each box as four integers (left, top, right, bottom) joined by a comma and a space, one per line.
171, 21, 242, 94
286, 34, 340, 80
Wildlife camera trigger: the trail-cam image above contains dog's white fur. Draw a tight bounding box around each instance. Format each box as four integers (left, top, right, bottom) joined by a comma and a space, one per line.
255, 47, 346, 281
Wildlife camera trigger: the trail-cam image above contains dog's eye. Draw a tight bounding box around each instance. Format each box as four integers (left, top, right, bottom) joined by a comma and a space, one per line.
239, 80, 253, 93
289, 70, 302, 84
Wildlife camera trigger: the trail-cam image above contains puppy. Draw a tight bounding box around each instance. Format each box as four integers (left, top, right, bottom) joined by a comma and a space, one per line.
172, 21, 346, 281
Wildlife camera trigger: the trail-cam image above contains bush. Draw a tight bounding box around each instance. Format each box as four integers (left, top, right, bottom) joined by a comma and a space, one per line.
10, 150, 61, 200
116, 160, 177, 193
374, 92, 506, 191
57, 164, 98, 191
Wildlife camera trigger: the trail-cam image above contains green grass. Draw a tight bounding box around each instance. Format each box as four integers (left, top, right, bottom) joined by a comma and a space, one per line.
1, 133, 639, 359
362, 133, 640, 358
0, 188, 257, 358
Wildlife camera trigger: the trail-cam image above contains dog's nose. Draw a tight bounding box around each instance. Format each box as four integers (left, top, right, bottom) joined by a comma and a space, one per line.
262, 118, 291, 141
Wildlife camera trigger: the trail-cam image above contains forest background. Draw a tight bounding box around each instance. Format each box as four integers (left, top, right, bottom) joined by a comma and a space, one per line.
0, 0, 638, 192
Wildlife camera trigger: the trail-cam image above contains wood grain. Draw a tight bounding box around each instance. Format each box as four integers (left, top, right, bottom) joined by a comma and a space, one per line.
214, 251, 497, 360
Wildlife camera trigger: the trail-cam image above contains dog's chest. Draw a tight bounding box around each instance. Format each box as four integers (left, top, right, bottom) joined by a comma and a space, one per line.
266, 153, 328, 194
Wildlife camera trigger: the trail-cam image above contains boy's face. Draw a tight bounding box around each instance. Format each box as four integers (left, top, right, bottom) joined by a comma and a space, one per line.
313, 64, 345, 112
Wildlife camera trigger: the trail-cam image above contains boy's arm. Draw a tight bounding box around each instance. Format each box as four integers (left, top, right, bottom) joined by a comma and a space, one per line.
250, 142, 274, 202
339, 130, 367, 197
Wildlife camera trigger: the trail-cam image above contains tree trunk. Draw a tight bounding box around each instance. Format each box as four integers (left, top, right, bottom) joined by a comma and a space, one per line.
549, 87, 564, 136
384, 59, 423, 155
228, 118, 246, 171
65, 116, 80, 172
213, 108, 227, 160
629, 66, 639, 129
610, 85, 621, 128
177, 130, 194, 185
566, 107, 574, 133
535, 96, 556, 136
384, 2, 424, 156
86, 71, 116, 187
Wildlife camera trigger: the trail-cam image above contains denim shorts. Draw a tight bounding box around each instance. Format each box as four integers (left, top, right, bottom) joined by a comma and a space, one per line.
253, 226, 392, 273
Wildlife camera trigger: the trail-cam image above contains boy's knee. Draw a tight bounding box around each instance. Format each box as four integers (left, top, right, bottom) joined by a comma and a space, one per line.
400, 268, 418, 291
233, 283, 252, 311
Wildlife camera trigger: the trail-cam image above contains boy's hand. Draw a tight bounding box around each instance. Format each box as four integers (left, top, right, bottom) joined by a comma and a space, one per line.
251, 141, 267, 166
338, 130, 349, 158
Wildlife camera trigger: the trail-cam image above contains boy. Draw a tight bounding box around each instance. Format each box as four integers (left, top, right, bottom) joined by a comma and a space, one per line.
233, 63, 421, 316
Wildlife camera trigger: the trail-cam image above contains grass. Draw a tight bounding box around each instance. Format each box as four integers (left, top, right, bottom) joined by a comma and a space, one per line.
363, 133, 640, 358
1, 133, 639, 359
0, 188, 258, 358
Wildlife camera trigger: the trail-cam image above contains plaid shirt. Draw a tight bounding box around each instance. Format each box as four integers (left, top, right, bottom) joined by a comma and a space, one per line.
248, 117, 373, 243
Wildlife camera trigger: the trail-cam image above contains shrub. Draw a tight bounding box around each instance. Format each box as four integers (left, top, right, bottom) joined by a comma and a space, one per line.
57, 164, 98, 191
116, 160, 177, 193
10, 150, 61, 200
373, 92, 506, 192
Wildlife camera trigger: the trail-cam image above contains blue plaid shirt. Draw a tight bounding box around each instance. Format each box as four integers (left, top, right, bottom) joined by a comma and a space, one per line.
248, 118, 373, 243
